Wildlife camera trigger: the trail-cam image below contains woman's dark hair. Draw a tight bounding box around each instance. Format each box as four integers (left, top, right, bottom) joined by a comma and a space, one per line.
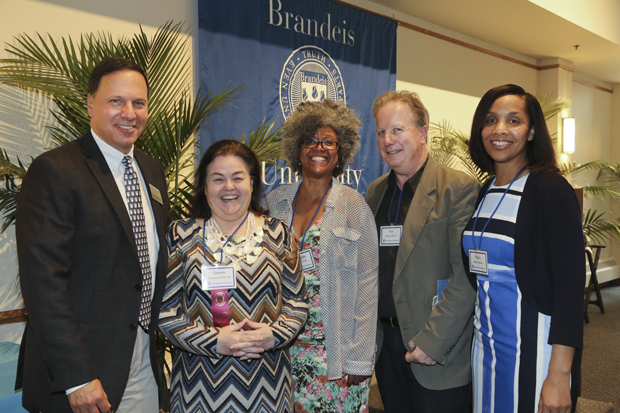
191, 140, 269, 219
469, 84, 559, 174
282, 99, 361, 177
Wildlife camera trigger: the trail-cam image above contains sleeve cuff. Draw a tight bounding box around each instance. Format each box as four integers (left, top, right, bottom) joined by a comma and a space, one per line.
66, 381, 89, 395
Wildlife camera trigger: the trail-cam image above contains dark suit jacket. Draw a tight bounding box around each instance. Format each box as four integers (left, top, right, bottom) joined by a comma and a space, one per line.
15, 132, 170, 412
366, 157, 479, 390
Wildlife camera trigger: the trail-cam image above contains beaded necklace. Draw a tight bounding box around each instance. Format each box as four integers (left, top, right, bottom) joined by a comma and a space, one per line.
203, 212, 264, 270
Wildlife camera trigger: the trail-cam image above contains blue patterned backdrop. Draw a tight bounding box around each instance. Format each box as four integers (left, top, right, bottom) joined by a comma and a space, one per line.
198, 0, 397, 195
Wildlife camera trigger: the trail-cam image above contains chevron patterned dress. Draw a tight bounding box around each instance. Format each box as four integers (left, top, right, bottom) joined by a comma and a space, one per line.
159, 217, 309, 413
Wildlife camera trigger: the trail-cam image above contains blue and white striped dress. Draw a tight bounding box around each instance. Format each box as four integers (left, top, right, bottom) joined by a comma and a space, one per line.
463, 174, 553, 413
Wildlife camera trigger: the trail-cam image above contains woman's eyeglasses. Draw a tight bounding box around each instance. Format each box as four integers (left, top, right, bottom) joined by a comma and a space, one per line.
301, 139, 339, 151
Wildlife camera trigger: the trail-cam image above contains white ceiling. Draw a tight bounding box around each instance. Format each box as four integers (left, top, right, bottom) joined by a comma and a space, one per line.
367, 0, 620, 85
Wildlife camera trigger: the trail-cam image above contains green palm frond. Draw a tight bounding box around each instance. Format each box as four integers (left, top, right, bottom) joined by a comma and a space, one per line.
427, 121, 460, 170
0, 150, 27, 231
536, 92, 569, 121
0, 150, 28, 179
234, 117, 285, 165
583, 209, 620, 246
0, 178, 20, 233
561, 161, 620, 198
581, 185, 620, 199
0, 21, 251, 225
127, 22, 192, 125
597, 163, 620, 186
429, 120, 491, 184
559, 160, 613, 177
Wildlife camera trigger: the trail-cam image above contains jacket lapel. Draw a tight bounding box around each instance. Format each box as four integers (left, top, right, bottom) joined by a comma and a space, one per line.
134, 150, 166, 246
275, 179, 301, 227
366, 174, 389, 216
80, 132, 138, 258
393, 158, 438, 284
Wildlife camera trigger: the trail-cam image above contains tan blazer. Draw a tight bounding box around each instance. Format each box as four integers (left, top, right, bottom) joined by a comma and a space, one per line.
366, 157, 479, 390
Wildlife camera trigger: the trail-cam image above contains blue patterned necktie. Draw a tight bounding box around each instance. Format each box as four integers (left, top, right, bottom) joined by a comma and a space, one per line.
122, 155, 152, 331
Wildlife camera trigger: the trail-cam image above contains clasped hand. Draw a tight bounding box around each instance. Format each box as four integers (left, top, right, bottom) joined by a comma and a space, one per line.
405, 340, 437, 366
216, 319, 275, 360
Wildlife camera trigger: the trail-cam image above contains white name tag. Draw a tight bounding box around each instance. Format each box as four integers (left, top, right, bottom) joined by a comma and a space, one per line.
300, 249, 316, 272
380, 225, 402, 246
149, 184, 163, 205
469, 249, 489, 276
201, 264, 237, 290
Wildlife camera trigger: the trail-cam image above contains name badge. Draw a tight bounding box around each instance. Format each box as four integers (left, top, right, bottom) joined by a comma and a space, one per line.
468, 249, 489, 276
149, 184, 163, 205
380, 225, 402, 246
300, 249, 316, 272
201, 264, 237, 290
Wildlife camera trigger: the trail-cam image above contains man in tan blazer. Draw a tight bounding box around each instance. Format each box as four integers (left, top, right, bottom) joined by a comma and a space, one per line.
366, 90, 479, 412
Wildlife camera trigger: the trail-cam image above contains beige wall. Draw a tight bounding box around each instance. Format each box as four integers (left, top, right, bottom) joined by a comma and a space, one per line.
395, 26, 538, 139
609, 84, 620, 263
571, 77, 613, 257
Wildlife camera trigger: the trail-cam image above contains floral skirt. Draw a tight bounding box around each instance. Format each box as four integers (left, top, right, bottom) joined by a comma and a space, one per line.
291, 339, 370, 413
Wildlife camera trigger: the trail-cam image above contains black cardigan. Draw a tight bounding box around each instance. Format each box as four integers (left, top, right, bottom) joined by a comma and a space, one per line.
463, 170, 585, 349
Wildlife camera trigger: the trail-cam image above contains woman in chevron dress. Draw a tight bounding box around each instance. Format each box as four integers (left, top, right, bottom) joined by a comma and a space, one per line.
266, 100, 378, 413
462, 85, 584, 413
159, 140, 309, 413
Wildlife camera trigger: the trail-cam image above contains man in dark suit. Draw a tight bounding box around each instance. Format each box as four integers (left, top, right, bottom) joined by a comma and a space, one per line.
16, 57, 170, 413
366, 90, 479, 412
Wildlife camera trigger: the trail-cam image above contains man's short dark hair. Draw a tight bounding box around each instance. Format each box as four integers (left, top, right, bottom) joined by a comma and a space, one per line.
88, 57, 149, 96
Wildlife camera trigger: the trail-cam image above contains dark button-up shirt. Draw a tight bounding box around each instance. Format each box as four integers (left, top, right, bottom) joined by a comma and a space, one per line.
375, 158, 428, 319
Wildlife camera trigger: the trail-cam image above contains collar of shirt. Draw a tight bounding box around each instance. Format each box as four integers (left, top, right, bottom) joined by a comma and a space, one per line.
387, 156, 429, 193
91, 128, 135, 177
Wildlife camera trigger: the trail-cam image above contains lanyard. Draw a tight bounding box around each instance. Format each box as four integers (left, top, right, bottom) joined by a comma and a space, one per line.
471, 167, 526, 250
387, 184, 404, 225
290, 181, 332, 248
202, 211, 249, 265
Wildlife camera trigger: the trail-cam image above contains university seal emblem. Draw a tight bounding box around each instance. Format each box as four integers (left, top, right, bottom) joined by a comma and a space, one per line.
279, 45, 346, 119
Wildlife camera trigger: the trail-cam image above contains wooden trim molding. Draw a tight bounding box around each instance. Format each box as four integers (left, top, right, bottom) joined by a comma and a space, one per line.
0, 309, 27, 325
539, 64, 574, 73
573, 77, 613, 94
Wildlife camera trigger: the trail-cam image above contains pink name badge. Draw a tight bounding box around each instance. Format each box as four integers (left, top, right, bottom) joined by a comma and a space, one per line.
211, 289, 230, 327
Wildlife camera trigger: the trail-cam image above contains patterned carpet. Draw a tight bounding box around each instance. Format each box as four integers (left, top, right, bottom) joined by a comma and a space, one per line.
581, 282, 620, 411
368, 281, 620, 412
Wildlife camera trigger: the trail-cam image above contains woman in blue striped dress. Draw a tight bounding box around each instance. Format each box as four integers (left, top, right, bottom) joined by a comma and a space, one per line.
462, 84, 585, 413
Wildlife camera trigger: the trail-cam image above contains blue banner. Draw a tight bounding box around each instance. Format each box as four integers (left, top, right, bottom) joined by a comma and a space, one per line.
198, 0, 397, 195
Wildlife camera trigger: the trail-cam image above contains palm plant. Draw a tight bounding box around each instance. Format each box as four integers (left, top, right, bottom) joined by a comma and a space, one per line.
0, 21, 284, 227
429, 94, 620, 246
0, 21, 285, 405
